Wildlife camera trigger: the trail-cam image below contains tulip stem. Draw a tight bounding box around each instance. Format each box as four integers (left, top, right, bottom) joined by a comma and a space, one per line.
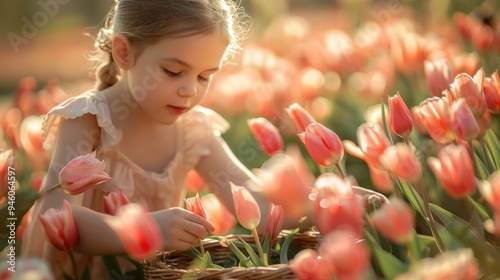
68, 250, 79, 279
416, 177, 446, 253
39, 183, 62, 198
335, 163, 346, 180
251, 228, 265, 265
199, 238, 205, 254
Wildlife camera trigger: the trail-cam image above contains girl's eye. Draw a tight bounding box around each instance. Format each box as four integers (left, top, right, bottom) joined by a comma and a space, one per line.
198, 75, 210, 82
162, 68, 182, 78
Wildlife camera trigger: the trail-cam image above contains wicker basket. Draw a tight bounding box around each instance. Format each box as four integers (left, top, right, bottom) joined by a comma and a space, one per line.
143, 229, 322, 280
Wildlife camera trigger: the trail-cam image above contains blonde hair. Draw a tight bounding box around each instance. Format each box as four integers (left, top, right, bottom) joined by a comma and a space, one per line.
93, 0, 250, 90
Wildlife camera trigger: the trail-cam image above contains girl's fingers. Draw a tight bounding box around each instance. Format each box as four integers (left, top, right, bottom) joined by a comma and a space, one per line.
184, 211, 215, 232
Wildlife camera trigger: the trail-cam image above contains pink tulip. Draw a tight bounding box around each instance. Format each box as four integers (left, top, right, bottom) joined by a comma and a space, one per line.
265, 203, 284, 240
298, 122, 344, 168
58, 151, 112, 195
419, 97, 455, 144
185, 193, 208, 220
200, 193, 236, 235
450, 98, 480, 142
484, 214, 500, 236
103, 190, 130, 216
38, 200, 78, 251
380, 143, 422, 183
311, 173, 363, 236
318, 229, 370, 280
411, 106, 428, 136
107, 203, 162, 260
231, 182, 261, 230
454, 72, 486, 115
247, 117, 284, 156
483, 70, 500, 113
479, 171, 500, 213
388, 92, 413, 139
356, 123, 391, 168
285, 103, 316, 133
371, 198, 415, 244
254, 149, 314, 219
289, 249, 332, 280
424, 58, 454, 97
186, 170, 206, 194
427, 144, 476, 198
368, 164, 393, 193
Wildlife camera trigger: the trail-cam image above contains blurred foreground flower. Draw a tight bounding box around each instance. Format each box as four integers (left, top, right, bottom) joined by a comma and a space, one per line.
106, 203, 162, 260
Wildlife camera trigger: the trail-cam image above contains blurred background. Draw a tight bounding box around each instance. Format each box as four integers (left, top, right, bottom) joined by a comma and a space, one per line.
0, 0, 498, 189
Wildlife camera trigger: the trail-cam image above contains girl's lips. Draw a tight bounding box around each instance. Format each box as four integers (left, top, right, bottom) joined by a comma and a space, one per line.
168, 105, 188, 115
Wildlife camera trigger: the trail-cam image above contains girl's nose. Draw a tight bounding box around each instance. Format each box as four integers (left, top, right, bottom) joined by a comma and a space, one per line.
178, 81, 198, 97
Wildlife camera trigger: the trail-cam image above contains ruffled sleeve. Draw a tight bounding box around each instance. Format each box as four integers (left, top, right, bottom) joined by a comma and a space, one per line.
42, 91, 121, 152
176, 105, 230, 171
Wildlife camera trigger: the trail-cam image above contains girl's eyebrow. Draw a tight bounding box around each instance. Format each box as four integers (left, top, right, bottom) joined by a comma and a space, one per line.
161, 57, 220, 72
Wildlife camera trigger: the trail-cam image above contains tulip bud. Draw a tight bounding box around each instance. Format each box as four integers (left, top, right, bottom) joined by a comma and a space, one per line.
427, 144, 476, 198
39, 200, 78, 251
380, 143, 421, 183
231, 182, 261, 231
103, 190, 130, 216
419, 97, 455, 144
298, 122, 344, 168
58, 152, 112, 195
247, 117, 284, 156
450, 98, 480, 142
285, 103, 316, 133
371, 198, 415, 244
265, 203, 284, 241
388, 91, 413, 139
185, 193, 208, 220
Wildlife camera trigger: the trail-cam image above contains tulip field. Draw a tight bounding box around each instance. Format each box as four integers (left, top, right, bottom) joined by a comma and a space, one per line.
1, 0, 500, 279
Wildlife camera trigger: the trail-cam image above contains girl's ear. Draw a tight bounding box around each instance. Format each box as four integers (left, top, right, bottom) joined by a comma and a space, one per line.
112, 35, 133, 70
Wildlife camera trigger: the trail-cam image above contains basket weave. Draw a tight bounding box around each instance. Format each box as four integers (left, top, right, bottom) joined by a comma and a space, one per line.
143, 229, 322, 280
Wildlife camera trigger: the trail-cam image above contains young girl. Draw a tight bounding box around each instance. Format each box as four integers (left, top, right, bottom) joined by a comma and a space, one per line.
21, 0, 384, 278
22, 0, 266, 278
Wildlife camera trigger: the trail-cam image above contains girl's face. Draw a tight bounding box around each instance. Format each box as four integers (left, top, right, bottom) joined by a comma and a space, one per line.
124, 30, 228, 124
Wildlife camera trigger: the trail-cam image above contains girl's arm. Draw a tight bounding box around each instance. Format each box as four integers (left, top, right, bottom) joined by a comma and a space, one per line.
195, 133, 315, 234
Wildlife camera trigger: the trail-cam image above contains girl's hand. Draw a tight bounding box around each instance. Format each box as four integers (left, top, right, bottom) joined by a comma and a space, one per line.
152, 207, 215, 251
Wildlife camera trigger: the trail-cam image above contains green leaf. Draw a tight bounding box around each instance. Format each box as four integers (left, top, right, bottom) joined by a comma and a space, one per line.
364, 230, 409, 279
380, 99, 394, 145
416, 234, 439, 257
102, 255, 121, 277
237, 236, 265, 267
468, 196, 492, 221
433, 223, 463, 251
119, 254, 144, 278
279, 228, 300, 264
220, 238, 249, 265
484, 129, 500, 170
398, 181, 426, 218
238, 257, 253, 268
473, 153, 489, 180
80, 266, 91, 280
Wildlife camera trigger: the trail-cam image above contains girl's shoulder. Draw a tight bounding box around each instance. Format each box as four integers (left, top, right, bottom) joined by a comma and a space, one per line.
42, 90, 118, 151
